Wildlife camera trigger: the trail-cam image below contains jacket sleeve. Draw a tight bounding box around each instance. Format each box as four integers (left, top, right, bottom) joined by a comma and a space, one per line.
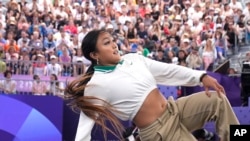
75, 112, 95, 141
137, 54, 206, 86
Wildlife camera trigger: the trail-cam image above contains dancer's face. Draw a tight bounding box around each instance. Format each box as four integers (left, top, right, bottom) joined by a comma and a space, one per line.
90, 32, 121, 66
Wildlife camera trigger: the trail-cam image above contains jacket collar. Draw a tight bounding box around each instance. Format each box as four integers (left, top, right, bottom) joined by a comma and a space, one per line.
94, 60, 124, 73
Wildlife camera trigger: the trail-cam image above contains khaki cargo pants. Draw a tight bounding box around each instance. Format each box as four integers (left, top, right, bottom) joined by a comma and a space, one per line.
139, 91, 239, 141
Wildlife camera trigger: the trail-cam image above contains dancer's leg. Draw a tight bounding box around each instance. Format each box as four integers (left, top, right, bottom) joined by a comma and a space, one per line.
176, 91, 239, 141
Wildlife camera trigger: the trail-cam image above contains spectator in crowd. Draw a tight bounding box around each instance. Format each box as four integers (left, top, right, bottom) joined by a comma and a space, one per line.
0, 70, 16, 94
166, 50, 178, 64
46, 73, 65, 96
6, 53, 19, 74
186, 47, 203, 70
60, 46, 73, 76
19, 54, 32, 75
44, 55, 62, 76
43, 33, 56, 52
200, 39, 217, 71
31, 74, 47, 96
214, 30, 227, 61
32, 54, 46, 76
17, 31, 29, 49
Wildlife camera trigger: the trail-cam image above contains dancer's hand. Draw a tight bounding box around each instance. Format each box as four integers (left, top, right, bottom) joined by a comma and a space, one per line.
201, 74, 225, 97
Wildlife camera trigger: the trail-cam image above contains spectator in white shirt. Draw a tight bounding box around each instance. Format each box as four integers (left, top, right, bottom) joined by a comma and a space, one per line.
55, 28, 71, 47
44, 55, 62, 76
243, 1, 250, 19
229, 0, 243, 11
0, 70, 16, 94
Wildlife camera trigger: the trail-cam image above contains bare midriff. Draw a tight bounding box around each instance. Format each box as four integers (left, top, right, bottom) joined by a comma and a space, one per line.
133, 88, 168, 129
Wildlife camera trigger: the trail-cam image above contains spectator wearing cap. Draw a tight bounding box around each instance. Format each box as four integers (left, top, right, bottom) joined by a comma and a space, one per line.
186, 47, 203, 70
208, 7, 215, 20
202, 16, 215, 33
44, 55, 62, 76
6, 13, 17, 33
33, 54, 46, 76
106, 23, 114, 34
180, 38, 192, 54
118, 2, 131, 25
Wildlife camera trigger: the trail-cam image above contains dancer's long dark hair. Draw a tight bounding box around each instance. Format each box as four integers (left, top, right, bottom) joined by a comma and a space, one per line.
65, 29, 124, 140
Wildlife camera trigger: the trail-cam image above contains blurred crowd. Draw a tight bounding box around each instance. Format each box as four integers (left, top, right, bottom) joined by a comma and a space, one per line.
0, 0, 250, 95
